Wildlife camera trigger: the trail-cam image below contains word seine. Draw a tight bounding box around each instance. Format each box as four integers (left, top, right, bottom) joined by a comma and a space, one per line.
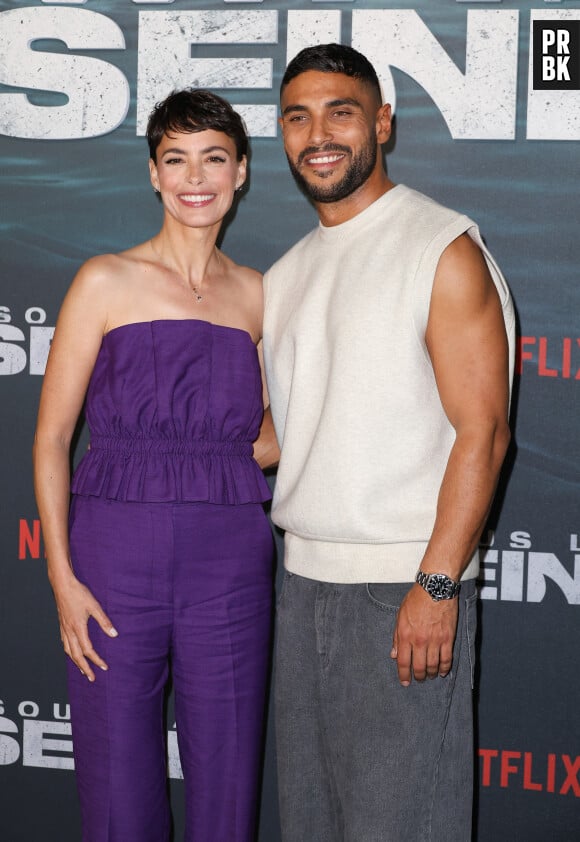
0, 699, 185, 778
480, 531, 580, 604
0, 7, 579, 141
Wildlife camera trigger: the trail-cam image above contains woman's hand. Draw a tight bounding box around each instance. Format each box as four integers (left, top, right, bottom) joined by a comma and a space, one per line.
52, 574, 118, 683
253, 406, 280, 470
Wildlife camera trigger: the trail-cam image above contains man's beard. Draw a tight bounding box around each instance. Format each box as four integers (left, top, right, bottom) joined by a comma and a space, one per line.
286, 135, 377, 204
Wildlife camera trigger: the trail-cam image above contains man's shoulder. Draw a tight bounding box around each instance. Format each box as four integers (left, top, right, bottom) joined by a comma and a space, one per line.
264, 227, 319, 284
396, 184, 469, 228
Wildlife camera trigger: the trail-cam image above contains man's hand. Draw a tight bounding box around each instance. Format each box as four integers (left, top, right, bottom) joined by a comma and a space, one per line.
390, 584, 459, 686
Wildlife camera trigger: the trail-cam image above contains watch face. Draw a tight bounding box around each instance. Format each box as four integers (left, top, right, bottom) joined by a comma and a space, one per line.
427, 574, 455, 600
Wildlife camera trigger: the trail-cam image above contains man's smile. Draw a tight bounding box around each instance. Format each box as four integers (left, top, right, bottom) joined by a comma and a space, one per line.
298, 145, 351, 170
305, 152, 345, 166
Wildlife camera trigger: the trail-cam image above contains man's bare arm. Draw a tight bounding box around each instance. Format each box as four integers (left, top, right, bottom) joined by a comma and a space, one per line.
391, 233, 511, 686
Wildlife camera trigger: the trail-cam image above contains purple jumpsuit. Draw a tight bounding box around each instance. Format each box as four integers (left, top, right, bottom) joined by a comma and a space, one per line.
67, 319, 274, 842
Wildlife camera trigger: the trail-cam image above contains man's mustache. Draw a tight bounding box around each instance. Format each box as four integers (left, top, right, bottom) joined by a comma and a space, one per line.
297, 144, 352, 166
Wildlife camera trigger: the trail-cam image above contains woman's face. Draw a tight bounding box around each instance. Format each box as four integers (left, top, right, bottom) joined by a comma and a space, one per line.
149, 129, 246, 230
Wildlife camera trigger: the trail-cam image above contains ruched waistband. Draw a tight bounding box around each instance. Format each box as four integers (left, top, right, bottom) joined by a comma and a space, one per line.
72, 434, 270, 505
89, 435, 253, 457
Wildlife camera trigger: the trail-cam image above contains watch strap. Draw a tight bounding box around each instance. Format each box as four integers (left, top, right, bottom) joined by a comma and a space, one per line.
415, 570, 461, 601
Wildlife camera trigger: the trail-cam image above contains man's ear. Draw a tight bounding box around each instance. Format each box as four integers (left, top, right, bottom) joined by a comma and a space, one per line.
376, 103, 392, 145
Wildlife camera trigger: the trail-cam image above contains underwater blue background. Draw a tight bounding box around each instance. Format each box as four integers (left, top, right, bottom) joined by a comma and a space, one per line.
1, 2, 579, 839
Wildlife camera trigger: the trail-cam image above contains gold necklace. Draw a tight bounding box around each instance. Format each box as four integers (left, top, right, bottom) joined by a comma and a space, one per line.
149, 238, 221, 303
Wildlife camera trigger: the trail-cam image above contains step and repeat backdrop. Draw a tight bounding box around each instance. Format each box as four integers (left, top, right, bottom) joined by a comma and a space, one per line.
1, 1, 579, 839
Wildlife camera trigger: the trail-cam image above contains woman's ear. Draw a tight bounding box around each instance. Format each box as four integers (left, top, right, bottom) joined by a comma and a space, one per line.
236, 156, 248, 191
149, 157, 160, 193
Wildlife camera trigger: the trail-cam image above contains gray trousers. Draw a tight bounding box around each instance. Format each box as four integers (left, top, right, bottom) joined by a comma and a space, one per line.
275, 573, 477, 842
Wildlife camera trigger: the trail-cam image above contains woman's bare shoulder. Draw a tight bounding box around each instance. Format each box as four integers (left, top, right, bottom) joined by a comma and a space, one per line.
236, 263, 262, 285
240, 266, 264, 309
222, 254, 262, 290
73, 245, 150, 292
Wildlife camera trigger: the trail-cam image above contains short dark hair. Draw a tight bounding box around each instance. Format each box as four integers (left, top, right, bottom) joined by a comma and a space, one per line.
147, 89, 248, 162
281, 43, 382, 104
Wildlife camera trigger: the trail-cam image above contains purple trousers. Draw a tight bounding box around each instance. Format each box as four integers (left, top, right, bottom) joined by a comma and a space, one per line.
67, 496, 274, 842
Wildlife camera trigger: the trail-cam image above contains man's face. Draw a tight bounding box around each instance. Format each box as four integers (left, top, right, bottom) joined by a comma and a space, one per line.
279, 70, 389, 204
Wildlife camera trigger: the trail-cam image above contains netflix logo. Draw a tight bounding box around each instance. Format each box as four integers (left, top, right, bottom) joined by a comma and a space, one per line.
479, 748, 580, 797
19, 519, 44, 560
516, 336, 580, 379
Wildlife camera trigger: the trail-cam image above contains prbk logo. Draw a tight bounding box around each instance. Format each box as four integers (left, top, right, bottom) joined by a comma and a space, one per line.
0, 307, 55, 376
479, 531, 580, 604
0, 698, 184, 779
533, 20, 580, 90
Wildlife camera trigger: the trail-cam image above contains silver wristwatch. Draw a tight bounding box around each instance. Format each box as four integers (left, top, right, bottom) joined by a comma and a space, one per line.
415, 570, 461, 602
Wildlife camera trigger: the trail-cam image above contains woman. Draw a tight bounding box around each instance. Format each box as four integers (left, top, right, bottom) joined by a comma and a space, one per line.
33, 89, 278, 842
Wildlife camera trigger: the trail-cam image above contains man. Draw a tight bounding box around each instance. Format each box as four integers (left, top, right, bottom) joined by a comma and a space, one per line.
263, 44, 515, 842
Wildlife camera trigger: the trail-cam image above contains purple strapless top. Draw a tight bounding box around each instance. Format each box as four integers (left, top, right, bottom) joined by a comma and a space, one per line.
71, 320, 271, 504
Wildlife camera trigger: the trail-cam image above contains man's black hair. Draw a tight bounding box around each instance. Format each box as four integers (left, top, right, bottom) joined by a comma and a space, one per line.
147, 89, 248, 162
281, 43, 382, 104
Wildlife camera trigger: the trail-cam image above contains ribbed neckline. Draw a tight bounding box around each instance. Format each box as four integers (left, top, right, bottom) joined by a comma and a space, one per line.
317, 183, 405, 239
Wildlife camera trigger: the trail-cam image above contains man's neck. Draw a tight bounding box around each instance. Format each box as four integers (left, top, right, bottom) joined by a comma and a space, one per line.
316, 171, 395, 227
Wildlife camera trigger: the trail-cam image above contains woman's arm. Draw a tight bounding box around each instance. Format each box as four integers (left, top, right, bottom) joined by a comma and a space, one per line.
33, 258, 118, 682
253, 406, 280, 470
253, 340, 280, 470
